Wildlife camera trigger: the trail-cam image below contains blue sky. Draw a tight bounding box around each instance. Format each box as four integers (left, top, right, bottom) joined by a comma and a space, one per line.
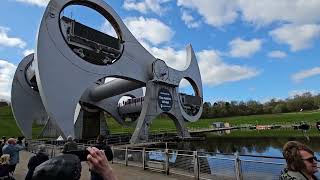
0, 0, 319, 103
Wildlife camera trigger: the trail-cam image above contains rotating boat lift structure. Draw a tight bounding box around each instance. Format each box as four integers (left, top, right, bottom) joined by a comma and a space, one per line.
11, 0, 203, 144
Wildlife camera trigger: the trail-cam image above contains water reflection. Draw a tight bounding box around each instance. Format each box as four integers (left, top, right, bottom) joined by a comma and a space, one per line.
155, 129, 320, 179
168, 130, 320, 157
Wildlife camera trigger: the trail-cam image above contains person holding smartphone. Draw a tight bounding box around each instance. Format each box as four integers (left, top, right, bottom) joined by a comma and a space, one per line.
32, 147, 117, 180
90, 135, 113, 180
87, 147, 117, 180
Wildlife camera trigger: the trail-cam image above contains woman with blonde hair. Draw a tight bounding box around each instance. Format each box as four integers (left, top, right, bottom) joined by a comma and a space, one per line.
0, 154, 11, 178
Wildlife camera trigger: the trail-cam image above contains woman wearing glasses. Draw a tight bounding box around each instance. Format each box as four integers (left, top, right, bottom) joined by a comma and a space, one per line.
280, 141, 318, 180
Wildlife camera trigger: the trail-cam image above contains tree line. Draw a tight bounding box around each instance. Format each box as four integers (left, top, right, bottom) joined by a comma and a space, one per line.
201, 92, 320, 119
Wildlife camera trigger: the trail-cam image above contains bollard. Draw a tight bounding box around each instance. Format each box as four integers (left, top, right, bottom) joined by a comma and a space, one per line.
125, 146, 128, 166
193, 151, 200, 180
165, 149, 169, 175
51, 145, 54, 158
142, 147, 146, 170
234, 152, 243, 180
111, 146, 114, 164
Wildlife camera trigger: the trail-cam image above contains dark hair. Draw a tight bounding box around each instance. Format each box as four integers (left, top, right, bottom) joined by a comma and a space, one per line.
96, 135, 105, 143
282, 141, 314, 171
32, 154, 81, 180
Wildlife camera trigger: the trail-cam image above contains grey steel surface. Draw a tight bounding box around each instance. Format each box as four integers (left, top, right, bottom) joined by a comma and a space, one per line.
11, 54, 49, 139
11, 0, 203, 142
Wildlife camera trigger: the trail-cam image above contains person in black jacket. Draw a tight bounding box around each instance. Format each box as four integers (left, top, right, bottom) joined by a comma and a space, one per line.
25, 145, 49, 180
90, 135, 113, 180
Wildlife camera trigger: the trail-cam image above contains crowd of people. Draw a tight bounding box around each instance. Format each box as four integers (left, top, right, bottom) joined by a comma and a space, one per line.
0, 135, 117, 180
0, 135, 318, 180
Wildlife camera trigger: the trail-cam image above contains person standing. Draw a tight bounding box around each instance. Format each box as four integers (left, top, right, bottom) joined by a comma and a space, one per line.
90, 135, 113, 180
0, 154, 10, 178
2, 138, 25, 174
31, 147, 117, 180
25, 145, 49, 180
87, 147, 117, 180
280, 141, 318, 180
63, 135, 78, 153
0, 136, 6, 157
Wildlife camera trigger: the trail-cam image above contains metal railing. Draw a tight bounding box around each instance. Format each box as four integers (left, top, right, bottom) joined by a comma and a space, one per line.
26, 141, 319, 180
112, 147, 320, 180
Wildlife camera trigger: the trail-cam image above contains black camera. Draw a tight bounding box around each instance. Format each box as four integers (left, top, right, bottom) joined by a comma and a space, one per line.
63, 149, 113, 162
63, 150, 90, 161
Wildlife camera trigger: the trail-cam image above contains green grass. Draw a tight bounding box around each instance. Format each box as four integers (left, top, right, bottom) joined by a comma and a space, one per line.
188, 110, 320, 128
0, 106, 22, 137
2, 105, 320, 137
0, 106, 44, 138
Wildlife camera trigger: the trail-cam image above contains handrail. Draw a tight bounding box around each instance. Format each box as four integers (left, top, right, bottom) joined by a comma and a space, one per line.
27, 141, 318, 180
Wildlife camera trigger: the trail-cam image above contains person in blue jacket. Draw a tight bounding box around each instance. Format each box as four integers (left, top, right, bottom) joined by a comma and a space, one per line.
2, 138, 25, 174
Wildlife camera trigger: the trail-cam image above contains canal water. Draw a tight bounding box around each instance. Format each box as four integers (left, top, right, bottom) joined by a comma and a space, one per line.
158, 128, 320, 179
170, 129, 320, 157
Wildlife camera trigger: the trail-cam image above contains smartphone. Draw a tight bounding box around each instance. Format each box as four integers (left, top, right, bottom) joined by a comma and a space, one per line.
64, 150, 90, 161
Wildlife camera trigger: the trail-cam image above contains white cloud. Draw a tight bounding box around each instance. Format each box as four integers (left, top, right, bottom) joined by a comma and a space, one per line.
23, 49, 35, 56
0, 27, 26, 49
124, 17, 174, 45
177, 0, 238, 27
289, 89, 318, 97
100, 21, 117, 37
141, 42, 186, 70
142, 43, 259, 86
177, 0, 320, 27
181, 10, 201, 28
177, 1, 320, 30
292, 67, 320, 82
198, 50, 259, 85
15, 0, 49, 7
0, 60, 17, 102
229, 38, 262, 58
123, 0, 171, 15
267, 50, 287, 58
238, 0, 320, 26
269, 24, 320, 51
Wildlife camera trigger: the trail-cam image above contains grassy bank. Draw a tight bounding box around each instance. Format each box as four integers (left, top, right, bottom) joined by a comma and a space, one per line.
206, 128, 320, 138
0, 106, 22, 137
1, 105, 320, 137
188, 111, 320, 128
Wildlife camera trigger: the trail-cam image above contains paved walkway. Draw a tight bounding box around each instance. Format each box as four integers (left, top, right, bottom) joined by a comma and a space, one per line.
13, 151, 191, 180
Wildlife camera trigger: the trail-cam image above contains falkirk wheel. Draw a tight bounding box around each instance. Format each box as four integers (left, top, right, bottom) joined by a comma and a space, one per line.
11, 0, 203, 144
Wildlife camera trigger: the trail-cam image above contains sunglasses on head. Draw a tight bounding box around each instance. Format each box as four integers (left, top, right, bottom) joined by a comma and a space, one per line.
302, 156, 318, 163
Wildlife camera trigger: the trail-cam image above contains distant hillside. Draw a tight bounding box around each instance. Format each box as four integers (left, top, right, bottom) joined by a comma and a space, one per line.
0, 106, 22, 137
0, 101, 9, 107
1, 105, 320, 138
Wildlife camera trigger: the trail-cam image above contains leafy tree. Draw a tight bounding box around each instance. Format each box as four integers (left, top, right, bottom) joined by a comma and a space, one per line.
272, 103, 288, 113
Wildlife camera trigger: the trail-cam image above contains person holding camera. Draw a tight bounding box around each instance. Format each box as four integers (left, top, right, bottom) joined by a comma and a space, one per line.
87, 147, 117, 180
32, 147, 117, 180
280, 141, 318, 180
2, 138, 25, 174
90, 135, 113, 180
